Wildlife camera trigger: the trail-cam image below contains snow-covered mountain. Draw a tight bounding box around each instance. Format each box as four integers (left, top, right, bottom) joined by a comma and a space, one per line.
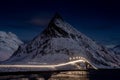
113, 45, 120, 54
105, 44, 120, 60
112, 45, 120, 60
3, 13, 120, 69
0, 31, 23, 61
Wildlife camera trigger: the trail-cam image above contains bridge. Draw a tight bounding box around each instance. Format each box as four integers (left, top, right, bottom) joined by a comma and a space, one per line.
0, 56, 97, 70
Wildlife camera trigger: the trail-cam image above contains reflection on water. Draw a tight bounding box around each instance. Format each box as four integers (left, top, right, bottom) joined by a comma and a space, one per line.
0, 70, 120, 80
0, 71, 89, 80
49, 71, 89, 80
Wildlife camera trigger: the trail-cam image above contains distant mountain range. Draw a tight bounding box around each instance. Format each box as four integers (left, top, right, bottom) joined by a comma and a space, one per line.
0, 31, 23, 61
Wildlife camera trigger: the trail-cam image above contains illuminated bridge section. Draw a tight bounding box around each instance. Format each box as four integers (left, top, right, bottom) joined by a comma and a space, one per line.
69, 56, 86, 61
69, 56, 97, 69
0, 57, 97, 70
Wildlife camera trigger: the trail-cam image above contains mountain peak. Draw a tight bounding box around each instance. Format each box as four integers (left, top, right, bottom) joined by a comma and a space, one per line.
53, 12, 63, 20
42, 13, 80, 38
42, 13, 70, 37
48, 13, 63, 25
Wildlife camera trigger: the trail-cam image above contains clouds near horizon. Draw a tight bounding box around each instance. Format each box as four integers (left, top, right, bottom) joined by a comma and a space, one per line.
29, 17, 50, 27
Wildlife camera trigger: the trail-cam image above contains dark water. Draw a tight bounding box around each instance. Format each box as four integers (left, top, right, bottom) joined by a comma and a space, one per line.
0, 69, 120, 80
88, 69, 120, 80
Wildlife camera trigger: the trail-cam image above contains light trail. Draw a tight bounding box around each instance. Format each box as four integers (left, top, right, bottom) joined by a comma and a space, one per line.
0, 59, 98, 70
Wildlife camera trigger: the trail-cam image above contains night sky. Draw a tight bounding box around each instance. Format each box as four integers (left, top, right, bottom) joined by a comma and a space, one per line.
0, 0, 120, 45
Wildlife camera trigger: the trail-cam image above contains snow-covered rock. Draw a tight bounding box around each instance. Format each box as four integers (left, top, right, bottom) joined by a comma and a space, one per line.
105, 44, 120, 60
0, 31, 23, 61
112, 45, 120, 54
3, 13, 120, 69
111, 45, 120, 60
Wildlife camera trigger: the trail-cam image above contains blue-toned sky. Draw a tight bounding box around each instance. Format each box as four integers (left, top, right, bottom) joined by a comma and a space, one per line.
0, 0, 120, 45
